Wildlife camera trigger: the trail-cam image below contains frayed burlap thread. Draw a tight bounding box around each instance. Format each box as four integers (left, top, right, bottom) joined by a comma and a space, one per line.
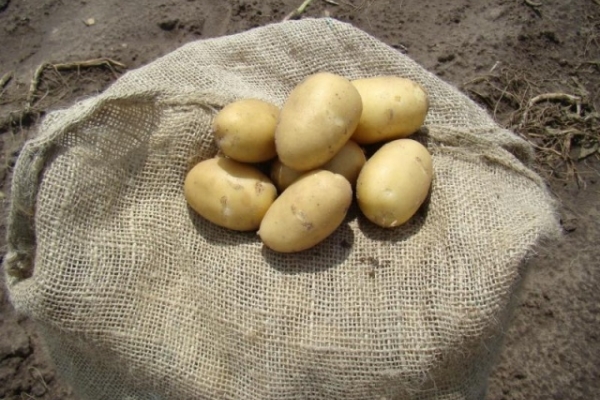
4, 18, 560, 400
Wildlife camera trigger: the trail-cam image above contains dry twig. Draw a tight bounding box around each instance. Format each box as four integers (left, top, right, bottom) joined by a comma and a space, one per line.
524, 0, 542, 7
462, 74, 523, 117
577, 60, 600, 70
0, 71, 13, 90
283, 0, 315, 21
334, 0, 359, 8
28, 366, 50, 390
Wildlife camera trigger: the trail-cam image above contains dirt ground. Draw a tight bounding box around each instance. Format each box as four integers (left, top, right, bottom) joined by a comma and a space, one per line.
1, 0, 599, 399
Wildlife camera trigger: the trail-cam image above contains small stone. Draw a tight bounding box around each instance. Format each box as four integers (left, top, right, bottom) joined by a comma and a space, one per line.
486, 6, 506, 21
158, 19, 179, 31
437, 53, 455, 63
560, 217, 577, 233
541, 30, 560, 44
4, 21, 17, 33
84, 18, 95, 26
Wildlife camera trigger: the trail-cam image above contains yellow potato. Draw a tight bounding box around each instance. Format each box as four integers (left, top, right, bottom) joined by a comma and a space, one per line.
258, 170, 352, 253
350, 76, 429, 144
270, 140, 365, 191
275, 72, 363, 171
213, 98, 279, 163
320, 140, 366, 186
184, 157, 277, 231
356, 138, 433, 228
270, 158, 304, 192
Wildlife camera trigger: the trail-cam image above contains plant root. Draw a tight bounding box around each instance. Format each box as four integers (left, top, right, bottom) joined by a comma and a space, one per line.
1, 58, 126, 133
462, 67, 599, 187
521, 93, 582, 127
27, 58, 126, 108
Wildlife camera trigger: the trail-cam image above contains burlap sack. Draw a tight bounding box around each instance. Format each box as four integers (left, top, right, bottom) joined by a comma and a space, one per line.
4, 18, 560, 400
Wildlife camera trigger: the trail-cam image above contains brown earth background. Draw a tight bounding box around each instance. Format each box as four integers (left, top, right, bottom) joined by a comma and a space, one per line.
1, 0, 599, 399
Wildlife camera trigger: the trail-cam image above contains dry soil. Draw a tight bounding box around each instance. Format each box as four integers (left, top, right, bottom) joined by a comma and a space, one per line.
1, 0, 599, 399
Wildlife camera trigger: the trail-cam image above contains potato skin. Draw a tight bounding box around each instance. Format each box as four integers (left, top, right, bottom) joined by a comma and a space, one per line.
275, 72, 363, 171
351, 76, 429, 144
320, 140, 366, 186
270, 158, 304, 192
270, 140, 366, 191
213, 99, 279, 163
184, 157, 277, 231
258, 170, 352, 253
356, 139, 433, 228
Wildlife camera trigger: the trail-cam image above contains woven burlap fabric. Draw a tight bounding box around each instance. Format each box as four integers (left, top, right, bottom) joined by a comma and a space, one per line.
4, 18, 560, 400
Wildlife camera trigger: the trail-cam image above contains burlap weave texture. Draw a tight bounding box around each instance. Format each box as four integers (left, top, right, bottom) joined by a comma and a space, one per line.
4, 18, 560, 400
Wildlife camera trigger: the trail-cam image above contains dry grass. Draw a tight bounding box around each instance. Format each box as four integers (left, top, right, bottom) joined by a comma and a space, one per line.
462, 66, 600, 186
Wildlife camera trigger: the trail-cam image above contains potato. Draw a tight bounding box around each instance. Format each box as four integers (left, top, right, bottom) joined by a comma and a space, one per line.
270, 140, 366, 191
320, 140, 366, 186
213, 98, 279, 163
350, 76, 429, 144
184, 157, 277, 231
258, 170, 352, 253
270, 158, 304, 192
356, 138, 433, 228
275, 72, 363, 171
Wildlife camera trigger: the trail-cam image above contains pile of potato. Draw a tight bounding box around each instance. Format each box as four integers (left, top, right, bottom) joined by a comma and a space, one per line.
184, 72, 433, 253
